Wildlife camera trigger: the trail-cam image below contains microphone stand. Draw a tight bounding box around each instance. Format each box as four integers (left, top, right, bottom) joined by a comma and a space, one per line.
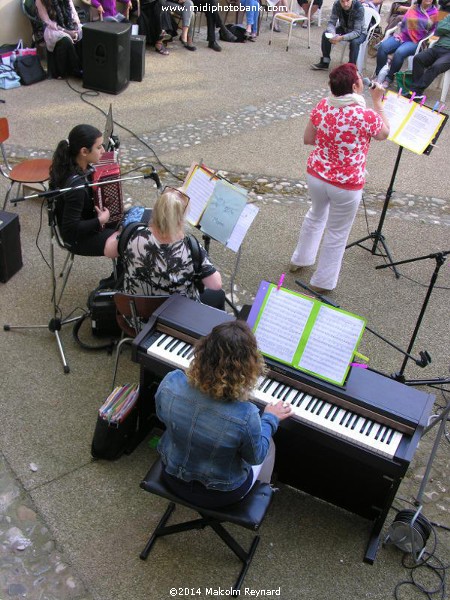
376, 249, 450, 386
3, 170, 162, 374
346, 145, 404, 279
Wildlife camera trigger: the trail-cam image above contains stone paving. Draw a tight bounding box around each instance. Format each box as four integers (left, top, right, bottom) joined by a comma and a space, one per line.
2, 61, 449, 600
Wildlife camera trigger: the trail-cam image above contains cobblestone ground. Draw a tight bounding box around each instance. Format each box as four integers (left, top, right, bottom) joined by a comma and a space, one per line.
1, 83, 449, 599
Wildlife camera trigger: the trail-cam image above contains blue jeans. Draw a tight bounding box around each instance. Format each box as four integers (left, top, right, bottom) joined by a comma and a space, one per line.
376, 37, 418, 81
241, 0, 260, 33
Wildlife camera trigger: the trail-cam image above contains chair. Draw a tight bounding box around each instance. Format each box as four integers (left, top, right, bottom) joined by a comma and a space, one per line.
21, 0, 46, 59
139, 458, 274, 594
269, 0, 314, 51
338, 6, 381, 72
0, 118, 52, 211
112, 292, 169, 389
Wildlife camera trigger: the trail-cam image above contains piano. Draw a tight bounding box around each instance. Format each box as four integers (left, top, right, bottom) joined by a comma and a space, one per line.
131, 295, 435, 564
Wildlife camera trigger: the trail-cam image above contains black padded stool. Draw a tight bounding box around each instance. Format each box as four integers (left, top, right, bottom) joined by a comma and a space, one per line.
140, 459, 274, 593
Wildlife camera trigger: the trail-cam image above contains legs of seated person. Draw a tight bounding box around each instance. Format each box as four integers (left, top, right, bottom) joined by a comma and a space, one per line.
241, 0, 259, 35
51, 37, 82, 78
290, 174, 361, 291
68, 229, 118, 258
412, 46, 450, 94
376, 38, 417, 80
320, 28, 366, 66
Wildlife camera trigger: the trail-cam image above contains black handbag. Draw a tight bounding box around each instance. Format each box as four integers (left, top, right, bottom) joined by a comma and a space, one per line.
14, 54, 46, 85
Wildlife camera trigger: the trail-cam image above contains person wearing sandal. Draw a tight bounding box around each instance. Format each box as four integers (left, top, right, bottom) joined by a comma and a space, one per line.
161, 0, 196, 50
241, 0, 260, 40
138, 0, 170, 55
192, 0, 237, 50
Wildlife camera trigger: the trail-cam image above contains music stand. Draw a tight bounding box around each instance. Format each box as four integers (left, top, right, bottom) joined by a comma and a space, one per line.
346, 102, 448, 280
4, 194, 85, 374
376, 249, 450, 386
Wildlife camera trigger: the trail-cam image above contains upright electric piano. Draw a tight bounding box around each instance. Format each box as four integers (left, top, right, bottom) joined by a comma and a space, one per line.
131, 295, 435, 564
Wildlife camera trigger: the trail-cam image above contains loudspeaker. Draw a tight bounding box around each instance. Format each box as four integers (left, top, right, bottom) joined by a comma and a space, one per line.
130, 35, 146, 82
0, 211, 23, 283
82, 22, 131, 94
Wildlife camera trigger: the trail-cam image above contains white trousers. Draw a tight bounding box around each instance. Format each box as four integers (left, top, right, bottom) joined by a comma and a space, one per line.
290, 174, 362, 290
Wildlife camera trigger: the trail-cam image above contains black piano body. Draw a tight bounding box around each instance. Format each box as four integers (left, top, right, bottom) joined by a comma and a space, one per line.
131, 295, 435, 564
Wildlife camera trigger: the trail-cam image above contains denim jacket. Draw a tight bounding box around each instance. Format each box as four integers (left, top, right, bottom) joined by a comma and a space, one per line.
155, 370, 279, 491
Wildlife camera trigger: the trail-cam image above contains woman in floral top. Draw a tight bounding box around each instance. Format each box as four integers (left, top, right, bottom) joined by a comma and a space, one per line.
122, 187, 225, 308
289, 63, 389, 292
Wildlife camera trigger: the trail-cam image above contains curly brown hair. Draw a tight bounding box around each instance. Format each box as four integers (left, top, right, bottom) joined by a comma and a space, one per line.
187, 321, 265, 401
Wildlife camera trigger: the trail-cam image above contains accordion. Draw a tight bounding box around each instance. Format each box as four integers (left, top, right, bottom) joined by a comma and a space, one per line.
92, 152, 124, 227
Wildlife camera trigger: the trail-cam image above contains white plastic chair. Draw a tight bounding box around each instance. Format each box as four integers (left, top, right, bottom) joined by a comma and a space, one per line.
268, 0, 314, 51
339, 6, 381, 72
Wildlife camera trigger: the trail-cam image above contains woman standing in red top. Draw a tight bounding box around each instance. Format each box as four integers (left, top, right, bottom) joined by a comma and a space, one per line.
289, 63, 389, 293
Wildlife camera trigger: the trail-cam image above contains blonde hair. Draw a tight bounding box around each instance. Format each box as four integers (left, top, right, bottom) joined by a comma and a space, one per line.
187, 321, 265, 401
151, 188, 186, 238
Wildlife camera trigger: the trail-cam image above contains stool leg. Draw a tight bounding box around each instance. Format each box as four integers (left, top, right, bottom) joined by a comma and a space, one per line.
234, 535, 260, 593
140, 502, 176, 560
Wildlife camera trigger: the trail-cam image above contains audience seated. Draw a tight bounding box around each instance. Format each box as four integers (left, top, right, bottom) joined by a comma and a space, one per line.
191, 0, 237, 51
311, 0, 366, 70
375, 0, 438, 88
410, 12, 450, 95
138, 0, 170, 54
90, 0, 132, 21
160, 0, 196, 50
241, 0, 260, 40
35, 0, 83, 78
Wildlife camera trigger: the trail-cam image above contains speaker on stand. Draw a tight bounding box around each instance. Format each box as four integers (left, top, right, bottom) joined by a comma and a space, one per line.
82, 22, 131, 94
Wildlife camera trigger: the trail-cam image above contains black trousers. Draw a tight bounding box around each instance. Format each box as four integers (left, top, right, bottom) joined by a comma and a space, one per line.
138, 0, 163, 45
50, 37, 82, 78
412, 46, 450, 94
192, 0, 225, 42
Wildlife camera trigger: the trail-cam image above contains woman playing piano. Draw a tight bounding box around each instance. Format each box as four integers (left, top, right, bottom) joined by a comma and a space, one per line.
155, 321, 293, 508
122, 186, 225, 309
50, 124, 119, 258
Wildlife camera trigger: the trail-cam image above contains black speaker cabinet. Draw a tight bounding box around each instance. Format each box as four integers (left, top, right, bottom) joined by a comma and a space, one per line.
130, 35, 146, 82
83, 22, 131, 94
0, 211, 23, 283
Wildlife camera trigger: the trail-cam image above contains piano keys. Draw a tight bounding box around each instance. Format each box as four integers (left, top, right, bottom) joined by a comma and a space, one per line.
145, 331, 404, 460
131, 294, 435, 564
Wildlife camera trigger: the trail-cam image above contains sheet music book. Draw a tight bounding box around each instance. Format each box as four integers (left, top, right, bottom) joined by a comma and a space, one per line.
182, 162, 259, 252
383, 91, 445, 155
247, 281, 366, 386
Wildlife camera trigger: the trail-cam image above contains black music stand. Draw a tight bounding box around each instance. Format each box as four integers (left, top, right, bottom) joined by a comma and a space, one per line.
346, 107, 448, 279
376, 249, 450, 386
4, 195, 85, 374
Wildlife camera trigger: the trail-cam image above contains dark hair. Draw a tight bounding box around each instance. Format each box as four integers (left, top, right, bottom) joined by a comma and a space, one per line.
49, 124, 102, 189
329, 63, 359, 97
415, 0, 437, 6
188, 321, 265, 401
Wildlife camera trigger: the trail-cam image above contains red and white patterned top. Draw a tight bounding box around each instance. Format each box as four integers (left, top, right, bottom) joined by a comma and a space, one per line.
307, 98, 384, 190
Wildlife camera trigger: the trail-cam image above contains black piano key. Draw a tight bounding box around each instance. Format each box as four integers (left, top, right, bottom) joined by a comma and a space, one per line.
325, 405, 335, 419
176, 342, 189, 356
350, 415, 359, 430
166, 338, 180, 351
344, 412, 354, 428
305, 397, 316, 411
374, 425, 383, 440
156, 334, 168, 347
339, 410, 349, 425
312, 399, 323, 414
258, 377, 268, 390
181, 345, 193, 358
359, 419, 368, 433
381, 428, 390, 443
365, 422, 375, 436
316, 401, 327, 416
289, 391, 303, 406
386, 429, 395, 445
281, 387, 292, 401
262, 379, 273, 393
275, 384, 287, 399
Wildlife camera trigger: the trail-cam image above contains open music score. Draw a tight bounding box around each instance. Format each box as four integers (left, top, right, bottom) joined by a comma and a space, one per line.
182, 162, 259, 252
247, 281, 366, 386
382, 91, 446, 155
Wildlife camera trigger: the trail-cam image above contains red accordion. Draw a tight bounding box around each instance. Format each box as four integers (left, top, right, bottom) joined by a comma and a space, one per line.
92, 152, 124, 227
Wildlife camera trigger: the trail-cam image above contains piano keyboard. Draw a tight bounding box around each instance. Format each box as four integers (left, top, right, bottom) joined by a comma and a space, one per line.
147, 332, 403, 459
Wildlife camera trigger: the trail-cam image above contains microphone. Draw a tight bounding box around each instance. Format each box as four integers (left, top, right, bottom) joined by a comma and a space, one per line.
362, 77, 377, 90
143, 168, 162, 192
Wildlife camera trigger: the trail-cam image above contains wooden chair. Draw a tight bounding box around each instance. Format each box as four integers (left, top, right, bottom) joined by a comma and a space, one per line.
0, 118, 52, 211
268, 0, 314, 51
140, 458, 274, 594
112, 292, 169, 389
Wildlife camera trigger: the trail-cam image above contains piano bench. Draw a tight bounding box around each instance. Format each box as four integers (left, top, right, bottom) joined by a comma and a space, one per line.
139, 459, 274, 593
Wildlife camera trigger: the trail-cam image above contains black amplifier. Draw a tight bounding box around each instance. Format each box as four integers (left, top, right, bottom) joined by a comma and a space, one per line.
89, 289, 121, 337
0, 211, 23, 283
